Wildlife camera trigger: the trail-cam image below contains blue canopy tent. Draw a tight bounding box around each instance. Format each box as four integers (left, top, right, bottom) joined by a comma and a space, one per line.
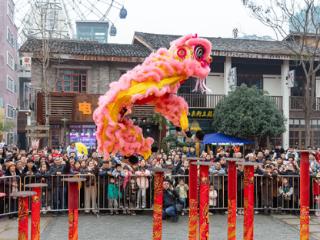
203, 133, 254, 146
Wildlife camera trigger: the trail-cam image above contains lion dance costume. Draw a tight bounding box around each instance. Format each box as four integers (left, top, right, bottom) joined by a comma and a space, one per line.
93, 34, 212, 159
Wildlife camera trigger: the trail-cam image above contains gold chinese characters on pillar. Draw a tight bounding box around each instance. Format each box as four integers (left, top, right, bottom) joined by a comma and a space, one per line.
78, 102, 92, 115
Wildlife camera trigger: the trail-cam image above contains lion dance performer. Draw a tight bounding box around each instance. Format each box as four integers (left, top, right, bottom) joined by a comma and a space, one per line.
93, 34, 212, 159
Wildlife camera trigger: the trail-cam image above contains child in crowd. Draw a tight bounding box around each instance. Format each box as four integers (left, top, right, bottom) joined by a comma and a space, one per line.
122, 165, 133, 214
209, 185, 217, 215
278, 177, 293, 209
135, 163, 151, 209
128, 177, 138, 215
37, 163, 51, 212
107, 176, 121, 215
175, 178, 189, 215
112, 163, 125, 208
313, 173, 320, 217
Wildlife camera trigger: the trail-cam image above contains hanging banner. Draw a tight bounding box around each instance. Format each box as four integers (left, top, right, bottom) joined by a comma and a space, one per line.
228, 67, 237, 89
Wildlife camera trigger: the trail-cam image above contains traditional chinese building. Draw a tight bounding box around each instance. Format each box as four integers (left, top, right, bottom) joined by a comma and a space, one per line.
19, 32, 320, 149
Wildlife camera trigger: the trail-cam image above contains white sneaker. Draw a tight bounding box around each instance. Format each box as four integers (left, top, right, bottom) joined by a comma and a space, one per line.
42, 207, 47, 214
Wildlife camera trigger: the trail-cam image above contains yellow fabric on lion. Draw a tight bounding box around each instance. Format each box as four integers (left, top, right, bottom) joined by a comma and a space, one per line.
108, 76, 183, 122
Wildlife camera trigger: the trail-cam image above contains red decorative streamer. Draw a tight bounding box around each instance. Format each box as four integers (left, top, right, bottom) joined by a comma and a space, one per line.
18, 197, 29, 240
189, 159, 198, 240
199, 165, 209, 240
68, 182, 79, 240
243, 165, 254, 240
152, 172, 164, 240
300, 151, 310, 240
227, 161, 237, 240
31, 187, 41, 240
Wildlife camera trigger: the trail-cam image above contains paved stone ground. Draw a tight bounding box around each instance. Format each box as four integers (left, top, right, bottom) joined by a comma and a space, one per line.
0, 216, 51, 240
273, 214, 320, 240
0, 214, 317, 240
41, 214, 314, 240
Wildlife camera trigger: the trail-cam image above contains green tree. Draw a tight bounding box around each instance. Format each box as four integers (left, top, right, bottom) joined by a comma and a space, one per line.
212, 84, 286, 147
0, 110, 15, 141
243, 0, 320, 148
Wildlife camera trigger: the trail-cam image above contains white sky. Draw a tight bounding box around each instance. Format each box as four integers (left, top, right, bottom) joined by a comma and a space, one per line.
109, 0, 277, 43
15, 0, 278, 44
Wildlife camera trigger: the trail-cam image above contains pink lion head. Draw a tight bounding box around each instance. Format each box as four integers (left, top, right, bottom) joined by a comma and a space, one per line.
168, 34, 212, 85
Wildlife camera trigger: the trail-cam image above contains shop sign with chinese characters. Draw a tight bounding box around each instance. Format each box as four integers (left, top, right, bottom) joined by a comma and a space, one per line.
78, 101, 92, 115
188, 108, 214, 119
73, 94, 99, 122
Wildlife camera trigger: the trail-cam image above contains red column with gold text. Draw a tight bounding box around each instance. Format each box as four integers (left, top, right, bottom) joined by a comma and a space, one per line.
18, 196, 29, 240
300, 151, 310, 240
243, 165, 254, 240
189, 159, 198, 240
228, 161, 237, 240
199, 165, 209, 240
31, 187, 41, 240
68, 182, 79, 240
152, 171, 164, 240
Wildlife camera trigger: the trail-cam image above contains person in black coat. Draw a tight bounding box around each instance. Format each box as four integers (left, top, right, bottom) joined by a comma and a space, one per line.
22, 159, 38, 179
49, 157, 70, 210
162, 179, 179, 222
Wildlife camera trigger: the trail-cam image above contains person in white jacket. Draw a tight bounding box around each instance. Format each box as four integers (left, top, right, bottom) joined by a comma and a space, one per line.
135, 160, 151, 209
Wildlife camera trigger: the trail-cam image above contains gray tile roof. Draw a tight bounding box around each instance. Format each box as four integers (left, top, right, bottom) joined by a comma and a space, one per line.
20, 32, 316, 60
134, 32, 294, 56
20, 38, 151, 57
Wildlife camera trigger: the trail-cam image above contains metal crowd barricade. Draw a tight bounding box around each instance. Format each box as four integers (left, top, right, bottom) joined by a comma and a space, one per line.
168, 174, 302, 212
22, 174, 97, 213
97, 174, 155, 213
1, 173, 319, 215
0, 175, 22, 216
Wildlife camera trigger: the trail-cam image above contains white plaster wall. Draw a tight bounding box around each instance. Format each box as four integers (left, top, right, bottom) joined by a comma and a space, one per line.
263, 75, 282, 96
206, 73, 224, 95
316, 78, 320, 98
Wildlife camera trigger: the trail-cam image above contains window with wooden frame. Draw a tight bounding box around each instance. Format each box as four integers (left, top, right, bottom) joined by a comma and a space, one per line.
56, 69, 87, 93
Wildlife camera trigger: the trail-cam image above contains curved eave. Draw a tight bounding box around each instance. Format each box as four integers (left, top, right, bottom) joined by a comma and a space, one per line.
212, 50, 293, 60
22, 52, 146, 63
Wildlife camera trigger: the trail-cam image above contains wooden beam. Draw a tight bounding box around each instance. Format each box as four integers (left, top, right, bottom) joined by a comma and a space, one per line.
29, 53, 146, 63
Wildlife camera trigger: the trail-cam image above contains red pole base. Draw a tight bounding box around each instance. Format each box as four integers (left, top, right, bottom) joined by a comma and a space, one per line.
18, 197, 29, 240
300, 151, 310, 240
152, 172, 164, 240
31, 187, 41, 240
243, 165, 254, 240
227, 161, 237, 240
68, 182, 79, 240
189, 159, 198, 240
199, 165, 209, 240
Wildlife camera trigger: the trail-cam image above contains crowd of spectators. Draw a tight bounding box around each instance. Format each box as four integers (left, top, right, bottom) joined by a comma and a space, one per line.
1, 140, 320, 220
